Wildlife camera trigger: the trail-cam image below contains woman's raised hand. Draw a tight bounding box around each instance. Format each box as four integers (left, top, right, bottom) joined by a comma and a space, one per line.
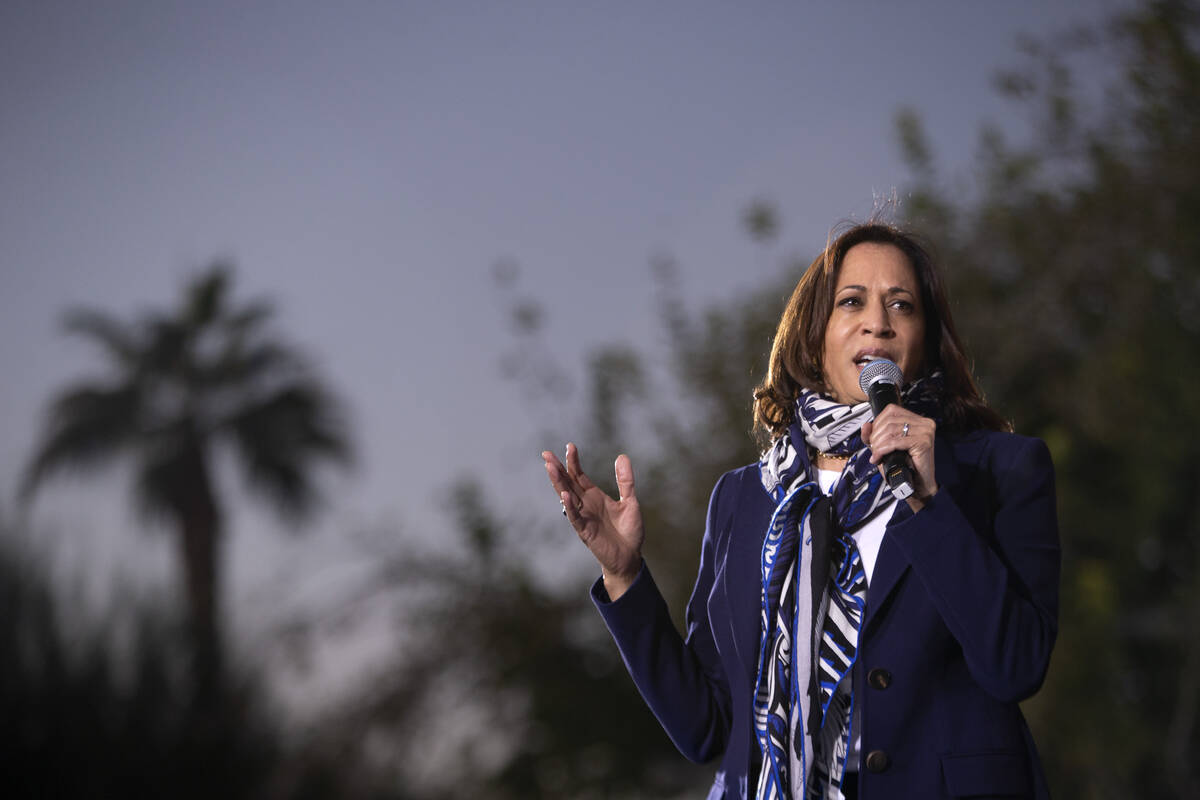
542, 443, 644, 600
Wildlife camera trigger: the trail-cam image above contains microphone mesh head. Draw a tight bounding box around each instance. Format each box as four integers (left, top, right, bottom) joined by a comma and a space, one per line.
858, 358, 903, 394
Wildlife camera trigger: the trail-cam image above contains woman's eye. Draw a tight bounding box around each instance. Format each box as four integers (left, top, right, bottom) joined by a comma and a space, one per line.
838, 296, 861, 307
890, 300, 914, 312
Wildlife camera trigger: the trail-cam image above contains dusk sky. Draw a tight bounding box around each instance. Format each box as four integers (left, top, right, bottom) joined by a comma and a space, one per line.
0, 1, 1129, 699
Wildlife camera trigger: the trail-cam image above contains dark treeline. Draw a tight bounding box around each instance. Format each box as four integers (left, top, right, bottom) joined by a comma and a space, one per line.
5, 1, 1198, 798
0, 529, 344, 799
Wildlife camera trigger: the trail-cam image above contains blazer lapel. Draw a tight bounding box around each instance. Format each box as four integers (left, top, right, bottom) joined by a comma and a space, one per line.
863, 435, 962, 630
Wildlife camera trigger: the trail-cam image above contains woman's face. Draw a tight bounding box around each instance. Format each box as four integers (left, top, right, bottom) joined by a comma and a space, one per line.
821, 242, 926, 404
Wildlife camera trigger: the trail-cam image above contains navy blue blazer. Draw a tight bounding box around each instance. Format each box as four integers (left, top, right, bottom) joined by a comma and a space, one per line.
593, 429, 1059, 799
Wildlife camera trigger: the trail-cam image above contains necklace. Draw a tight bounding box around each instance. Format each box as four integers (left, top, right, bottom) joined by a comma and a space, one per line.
815, 451, 850, 461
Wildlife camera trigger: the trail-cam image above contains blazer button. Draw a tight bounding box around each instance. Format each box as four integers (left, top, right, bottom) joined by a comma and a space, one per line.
867, 668, 892, 690
865, 750, 890, 773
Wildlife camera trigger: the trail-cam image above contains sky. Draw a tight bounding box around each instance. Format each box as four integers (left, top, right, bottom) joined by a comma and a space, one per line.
0, 0, 1132, 701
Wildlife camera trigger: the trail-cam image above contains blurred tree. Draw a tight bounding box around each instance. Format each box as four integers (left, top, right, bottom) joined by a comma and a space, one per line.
742, 198, 781, 244
0, 514, 272, 798
19, 265, 352, 704
894, 1, 1200, 795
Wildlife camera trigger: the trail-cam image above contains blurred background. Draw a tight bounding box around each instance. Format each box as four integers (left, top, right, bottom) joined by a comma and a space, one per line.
2, 0, 1197, 797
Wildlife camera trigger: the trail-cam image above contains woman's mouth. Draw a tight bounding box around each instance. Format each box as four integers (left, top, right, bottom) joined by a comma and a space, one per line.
854, 353, 893, 370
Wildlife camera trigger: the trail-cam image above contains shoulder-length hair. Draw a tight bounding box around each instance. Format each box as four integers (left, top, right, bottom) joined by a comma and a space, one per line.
752, 222, 1009, 445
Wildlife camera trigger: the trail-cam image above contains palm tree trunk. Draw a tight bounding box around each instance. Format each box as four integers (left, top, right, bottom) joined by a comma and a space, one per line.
174, 445, 223, 706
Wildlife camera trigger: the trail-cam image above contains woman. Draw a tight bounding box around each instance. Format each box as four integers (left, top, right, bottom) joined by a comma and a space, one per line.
542, 222, 1059, 800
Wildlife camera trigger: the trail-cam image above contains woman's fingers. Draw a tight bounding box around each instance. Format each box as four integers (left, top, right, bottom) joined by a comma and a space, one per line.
544, 443, 646, 587
543, 451, 582, 510
861, 407, 938, 501
545, 444, 614, 526
614, 454, 636, 501
545, 447, 585, 494
542, 450, 569, 492
864, 408, 931, 456
560, 489, 584, 528
565, 442, 597, 491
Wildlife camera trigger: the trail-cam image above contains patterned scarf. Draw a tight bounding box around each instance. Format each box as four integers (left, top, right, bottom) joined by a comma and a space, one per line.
753, 373, 942, 799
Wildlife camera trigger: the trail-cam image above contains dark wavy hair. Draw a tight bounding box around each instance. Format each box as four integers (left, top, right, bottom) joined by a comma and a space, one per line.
752, 222, 1009, 445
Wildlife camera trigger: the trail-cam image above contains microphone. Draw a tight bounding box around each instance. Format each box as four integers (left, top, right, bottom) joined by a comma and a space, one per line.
858, 359, 915, 501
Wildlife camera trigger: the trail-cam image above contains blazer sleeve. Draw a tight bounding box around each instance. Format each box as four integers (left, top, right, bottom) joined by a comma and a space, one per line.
590, 472, 734, 763
886, 435, 1060, 703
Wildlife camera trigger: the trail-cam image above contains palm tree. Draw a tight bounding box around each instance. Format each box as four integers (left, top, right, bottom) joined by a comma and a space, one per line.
20, 263, 352, 702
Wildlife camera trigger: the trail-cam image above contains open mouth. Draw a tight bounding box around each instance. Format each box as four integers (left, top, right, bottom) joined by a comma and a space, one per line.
854, 353, 891, 370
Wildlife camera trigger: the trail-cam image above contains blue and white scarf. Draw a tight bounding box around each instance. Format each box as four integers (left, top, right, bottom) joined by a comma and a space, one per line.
753, 373, 942, 799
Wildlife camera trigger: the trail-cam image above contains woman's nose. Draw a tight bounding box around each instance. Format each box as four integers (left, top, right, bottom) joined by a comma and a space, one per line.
863, 300, 893, 336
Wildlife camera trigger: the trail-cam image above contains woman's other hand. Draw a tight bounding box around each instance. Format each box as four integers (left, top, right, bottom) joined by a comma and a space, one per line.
862, 406, 938, 512
543, 442, 644, 599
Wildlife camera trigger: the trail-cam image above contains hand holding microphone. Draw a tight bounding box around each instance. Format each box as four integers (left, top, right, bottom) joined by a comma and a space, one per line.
858, 359, 937, 505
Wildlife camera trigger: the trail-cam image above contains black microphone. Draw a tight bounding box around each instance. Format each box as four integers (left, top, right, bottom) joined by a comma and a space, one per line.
858, 359, 915, 501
